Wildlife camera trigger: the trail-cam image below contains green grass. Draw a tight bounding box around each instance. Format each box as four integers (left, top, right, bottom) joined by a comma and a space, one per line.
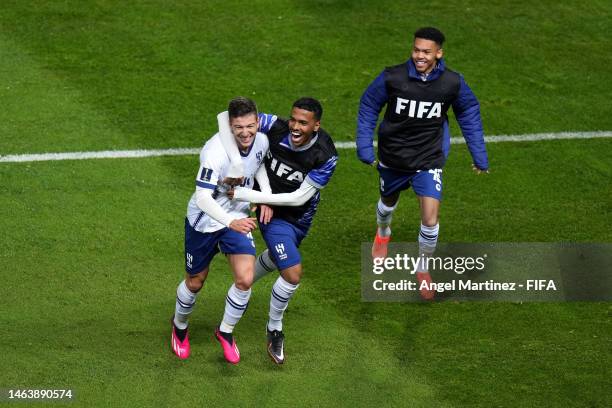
1, 144, 610, 407
1, 1, 611, 407
1, 0, 611, 155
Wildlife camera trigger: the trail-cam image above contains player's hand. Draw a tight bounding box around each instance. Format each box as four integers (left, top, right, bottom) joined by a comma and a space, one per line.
223, 176, 245, 187
229, 217, 257, 234
257, 204, 273, 225
472, 163, 489, 175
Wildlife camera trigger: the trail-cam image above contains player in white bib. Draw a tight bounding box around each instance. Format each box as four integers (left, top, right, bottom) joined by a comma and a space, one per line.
171, 97, 271, 364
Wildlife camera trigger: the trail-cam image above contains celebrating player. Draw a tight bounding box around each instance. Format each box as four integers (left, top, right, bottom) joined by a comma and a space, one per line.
170, 97, 270, 364
221, 97, 338, 364
356, 27, 489, 299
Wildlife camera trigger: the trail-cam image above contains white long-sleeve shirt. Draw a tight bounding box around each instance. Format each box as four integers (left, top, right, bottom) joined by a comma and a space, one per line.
186, 132, 268, 233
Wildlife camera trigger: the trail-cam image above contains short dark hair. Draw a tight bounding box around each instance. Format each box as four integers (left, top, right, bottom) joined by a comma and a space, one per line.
414, 27, 445, 47
292, 97, 323, 120
228, 96, 258, 119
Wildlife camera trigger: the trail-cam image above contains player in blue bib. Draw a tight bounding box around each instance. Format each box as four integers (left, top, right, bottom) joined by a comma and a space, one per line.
222, 97, 338, 364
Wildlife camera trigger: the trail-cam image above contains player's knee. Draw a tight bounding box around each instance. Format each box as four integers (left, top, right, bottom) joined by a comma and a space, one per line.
234, 274, 253, 291
234, 265, 254, 290
422, 216, 438, 227
281, 264, 302, 285
186, 277, 203, 292
381, 193, 400, 207
185, 270, 207, 292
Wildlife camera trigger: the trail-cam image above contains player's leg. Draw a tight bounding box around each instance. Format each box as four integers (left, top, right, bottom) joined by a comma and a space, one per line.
215, 230, 256, 364
373, 194, 399, 259
252, 216, 281, 283
418, 196, 440, 263
171, 219, 219, 359
253, 248, 277, 282
412, 169, 443, 300
174, 269, 208, 331
373, 166, 412, 259
261, 220, 305, 364
220, 253, 255, 335
270, 263, 301, 330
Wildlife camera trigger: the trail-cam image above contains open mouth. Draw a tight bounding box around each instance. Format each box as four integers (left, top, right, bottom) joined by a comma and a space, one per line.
237, 135, 253, 148
290, 131, 304, 143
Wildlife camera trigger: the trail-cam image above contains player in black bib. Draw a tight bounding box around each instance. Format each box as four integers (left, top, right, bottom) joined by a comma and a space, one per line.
227, 97, 338, 364
357, 27, 489, 300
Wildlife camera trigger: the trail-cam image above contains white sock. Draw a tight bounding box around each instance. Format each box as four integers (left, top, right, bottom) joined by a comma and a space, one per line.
174, 280, 197, 330
219, 284, 251, 333
418, 223, 439, 272
254, 249, 277, 283
268, 276, 299, 332
377, 199, 398, 237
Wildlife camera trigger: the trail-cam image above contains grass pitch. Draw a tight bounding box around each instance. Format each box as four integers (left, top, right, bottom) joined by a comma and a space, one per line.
1, 1, 611, 407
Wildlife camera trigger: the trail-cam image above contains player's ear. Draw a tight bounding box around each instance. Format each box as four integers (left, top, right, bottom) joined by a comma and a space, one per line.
314, 120, 320, 132
436, 47, 444, 60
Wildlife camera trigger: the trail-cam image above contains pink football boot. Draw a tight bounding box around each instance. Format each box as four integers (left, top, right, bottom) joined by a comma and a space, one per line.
215, 327, 240, 364
170, 319, 190, 360
372, 230, 391, 259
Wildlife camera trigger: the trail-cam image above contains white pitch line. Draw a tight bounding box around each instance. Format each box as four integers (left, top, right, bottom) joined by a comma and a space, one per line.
335, 130, 612, 149
0, 147, 200, 163
1, 131, 611, 163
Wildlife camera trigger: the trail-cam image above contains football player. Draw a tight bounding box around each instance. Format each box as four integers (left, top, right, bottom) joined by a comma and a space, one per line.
221, 97, 338, 364
356, 27, 489, 300
171, 97, 270, 364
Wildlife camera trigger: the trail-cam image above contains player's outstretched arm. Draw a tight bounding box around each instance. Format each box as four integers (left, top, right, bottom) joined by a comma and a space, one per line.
232, 180, 318, 207
452, 77, 489, 172
356, 72, 387, 165
217, 111, 244, 180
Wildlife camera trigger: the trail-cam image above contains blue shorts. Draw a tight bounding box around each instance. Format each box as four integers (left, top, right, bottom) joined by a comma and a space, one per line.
378, 165, 443, 201
184, 218, 256, 275
260, 218, 308, 271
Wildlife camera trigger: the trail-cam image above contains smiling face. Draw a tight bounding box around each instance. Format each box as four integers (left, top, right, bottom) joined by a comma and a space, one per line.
411, 37, 443, 74
230, 113, 258, 151
288, 107, 320, 147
